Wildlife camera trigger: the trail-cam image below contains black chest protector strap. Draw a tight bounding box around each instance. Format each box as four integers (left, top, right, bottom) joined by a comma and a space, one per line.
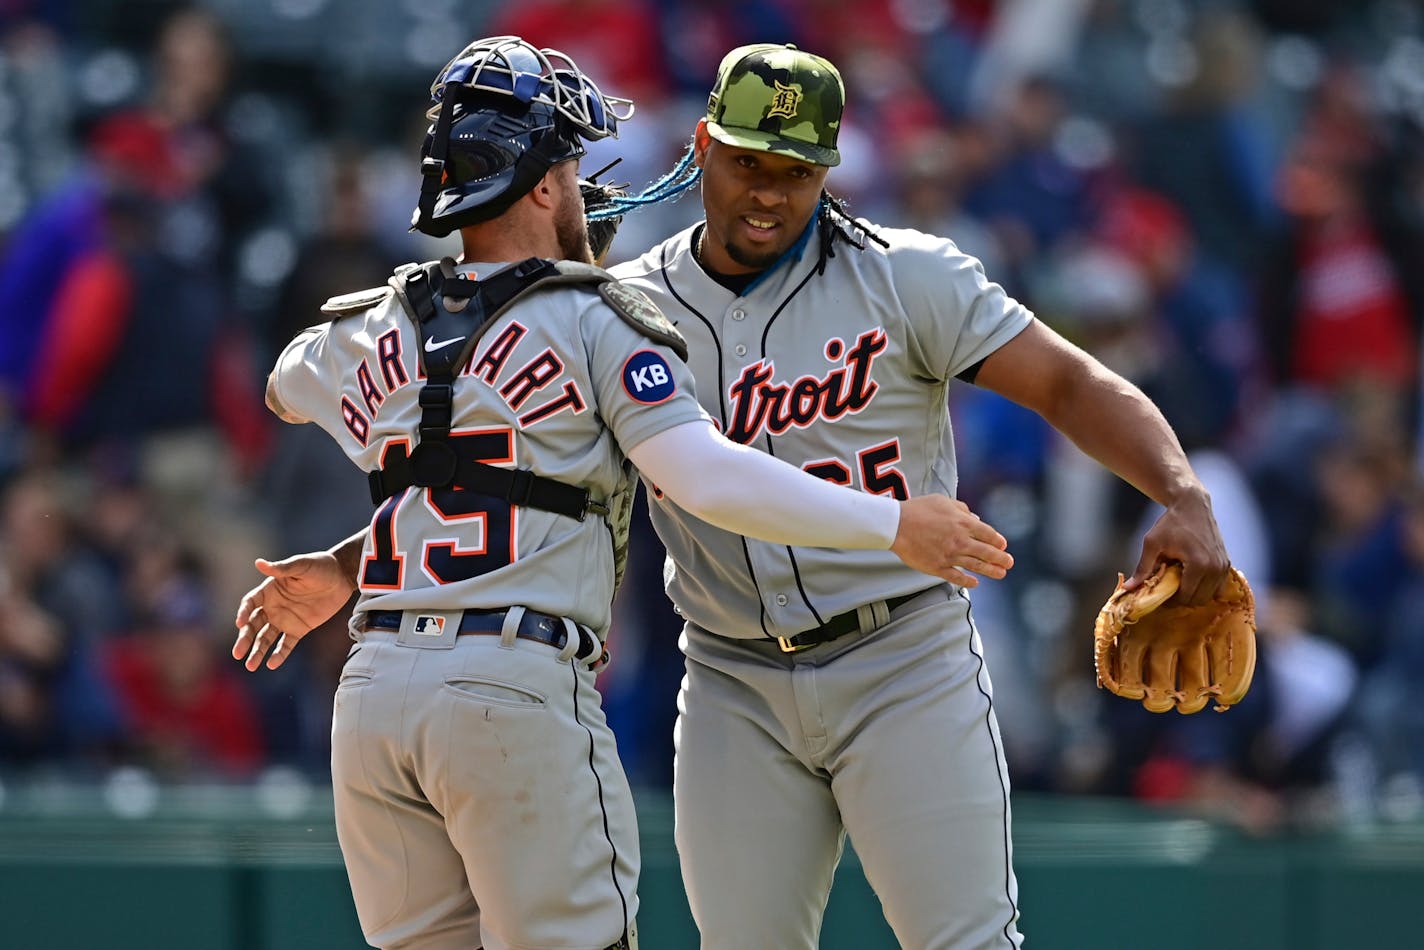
368, 257, 608, 521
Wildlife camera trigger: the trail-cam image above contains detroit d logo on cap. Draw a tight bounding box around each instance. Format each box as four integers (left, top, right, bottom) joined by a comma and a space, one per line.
622, 351, 676, 404
767, 80, 801, 119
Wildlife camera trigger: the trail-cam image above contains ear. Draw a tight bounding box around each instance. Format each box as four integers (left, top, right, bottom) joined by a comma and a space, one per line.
693, 118, 712, 169
527, 167, 561, 211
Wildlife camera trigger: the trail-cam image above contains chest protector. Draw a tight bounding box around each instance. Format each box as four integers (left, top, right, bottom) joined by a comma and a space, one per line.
362, 257, 684, 588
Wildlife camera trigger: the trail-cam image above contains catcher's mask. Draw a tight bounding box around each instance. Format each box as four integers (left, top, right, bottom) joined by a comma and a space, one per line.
411, 35, 634, 237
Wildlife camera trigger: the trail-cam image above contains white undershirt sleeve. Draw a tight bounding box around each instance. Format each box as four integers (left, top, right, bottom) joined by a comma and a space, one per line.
626, 420, 900, 550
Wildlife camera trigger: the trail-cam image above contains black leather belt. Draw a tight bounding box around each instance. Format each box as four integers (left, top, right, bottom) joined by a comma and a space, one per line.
773, 590, 925, 653
363, 608, 596, 659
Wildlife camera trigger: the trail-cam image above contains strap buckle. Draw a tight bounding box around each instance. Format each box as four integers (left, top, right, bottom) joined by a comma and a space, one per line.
419, 157, 444, 181
776, 635, 810, 654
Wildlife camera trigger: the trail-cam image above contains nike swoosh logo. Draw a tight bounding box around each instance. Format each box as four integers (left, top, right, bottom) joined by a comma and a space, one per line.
424, 335, 463, 352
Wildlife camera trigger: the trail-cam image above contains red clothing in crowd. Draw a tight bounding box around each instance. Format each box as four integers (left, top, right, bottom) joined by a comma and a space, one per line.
1289, 220, 1417, 389
105, 635, 265, 777
489, 0, 670, 102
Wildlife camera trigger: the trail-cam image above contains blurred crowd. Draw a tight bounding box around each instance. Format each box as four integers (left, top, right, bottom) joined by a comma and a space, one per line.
2, 0, 1424, 835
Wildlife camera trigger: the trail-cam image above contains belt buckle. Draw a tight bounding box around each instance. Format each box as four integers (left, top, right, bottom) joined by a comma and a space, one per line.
776, 635, 809, 654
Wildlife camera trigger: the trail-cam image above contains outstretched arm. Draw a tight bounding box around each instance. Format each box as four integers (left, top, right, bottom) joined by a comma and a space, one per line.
236, 410, 1023, 673
232, 528, 366, 671
627, 421, 1013, 589
974, 320, 1228, 603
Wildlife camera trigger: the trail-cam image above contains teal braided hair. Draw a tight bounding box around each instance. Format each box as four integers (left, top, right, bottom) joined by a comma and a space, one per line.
586, 145, 702, 221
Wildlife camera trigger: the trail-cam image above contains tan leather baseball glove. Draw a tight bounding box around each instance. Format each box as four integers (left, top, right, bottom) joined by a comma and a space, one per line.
1094, 561, 1257, 714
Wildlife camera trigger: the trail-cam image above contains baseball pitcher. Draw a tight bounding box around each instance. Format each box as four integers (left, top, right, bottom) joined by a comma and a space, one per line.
604, 44, 1231, 949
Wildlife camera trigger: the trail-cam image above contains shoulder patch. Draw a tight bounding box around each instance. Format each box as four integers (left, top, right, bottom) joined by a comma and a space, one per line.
621, 350, 677, 404
320, 286, 392, 318
599, 281, 689, 362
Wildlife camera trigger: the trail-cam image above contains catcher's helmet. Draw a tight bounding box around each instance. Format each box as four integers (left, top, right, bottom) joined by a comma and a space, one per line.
411, 36, 634, 237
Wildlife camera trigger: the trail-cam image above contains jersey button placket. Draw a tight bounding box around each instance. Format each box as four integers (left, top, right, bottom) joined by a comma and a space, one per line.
725, 307, 751, 365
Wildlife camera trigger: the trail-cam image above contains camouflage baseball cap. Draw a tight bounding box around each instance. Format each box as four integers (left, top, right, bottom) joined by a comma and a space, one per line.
705, 43, 843, 167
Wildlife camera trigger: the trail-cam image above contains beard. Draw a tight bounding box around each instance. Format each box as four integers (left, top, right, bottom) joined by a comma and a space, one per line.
724, 237, 785, 272
556, 186, 594, 264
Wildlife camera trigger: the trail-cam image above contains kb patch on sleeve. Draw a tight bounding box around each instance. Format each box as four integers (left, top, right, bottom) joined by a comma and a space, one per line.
622, 350, 677, 404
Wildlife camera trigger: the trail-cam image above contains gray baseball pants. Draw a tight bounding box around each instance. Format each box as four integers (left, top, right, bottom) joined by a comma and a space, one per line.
331, 613, 639, 950
673, 585, 1024, 949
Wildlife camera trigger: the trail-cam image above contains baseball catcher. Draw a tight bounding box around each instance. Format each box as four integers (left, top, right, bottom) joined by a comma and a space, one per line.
1094, 560, 1257, 713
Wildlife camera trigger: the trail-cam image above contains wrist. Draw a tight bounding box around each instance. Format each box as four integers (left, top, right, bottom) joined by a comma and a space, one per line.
1162, 479, 1210, 510
333, 531, 366, 589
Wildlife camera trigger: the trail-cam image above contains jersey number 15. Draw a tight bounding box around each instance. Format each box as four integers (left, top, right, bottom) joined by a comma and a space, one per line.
361, 427, 517, 589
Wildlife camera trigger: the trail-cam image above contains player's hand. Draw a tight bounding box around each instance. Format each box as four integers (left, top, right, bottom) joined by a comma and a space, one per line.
1125, 487, 1229, 606
232, 554, 355, 671
891, 495, 1013, 588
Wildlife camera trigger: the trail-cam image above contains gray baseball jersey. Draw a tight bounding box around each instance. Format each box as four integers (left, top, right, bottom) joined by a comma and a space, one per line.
613, 222, 1030, 639
271, 259, 702, 950
272, 261, 705, 636
611, 221, 1031, 948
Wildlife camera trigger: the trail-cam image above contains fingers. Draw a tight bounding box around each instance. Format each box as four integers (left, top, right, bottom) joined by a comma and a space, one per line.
238, 619, 298, 671
1123, 556, 1220, 606
235, 601, 314, 672
1134, 494, 1230, 603
947, 549, 1014, 581
890, 494, 1018, 587
969, 531, 1011, 564
236, 556, 333, 672
923, 544, 1015, 587
234, 575, 274, 629
964, 510, 1008, 548
941, 567, 980, 588
950, 511, 1013, 579
942, 558, 1012, 587
244, 623, 275, 671
231, 622, 255, 661
1163, 542, 1226, 606
265, 632, 298, 670
256, 555, 306, 578
257, 627, 288, 670
234, 621, 265, 670
968, 537, 1014, 572
1125, 551, 1161, 592
1176, 569, 1208, 606
1177, 562, 1228, 607
234, 605, 274, 671
236, 555, 294, 627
